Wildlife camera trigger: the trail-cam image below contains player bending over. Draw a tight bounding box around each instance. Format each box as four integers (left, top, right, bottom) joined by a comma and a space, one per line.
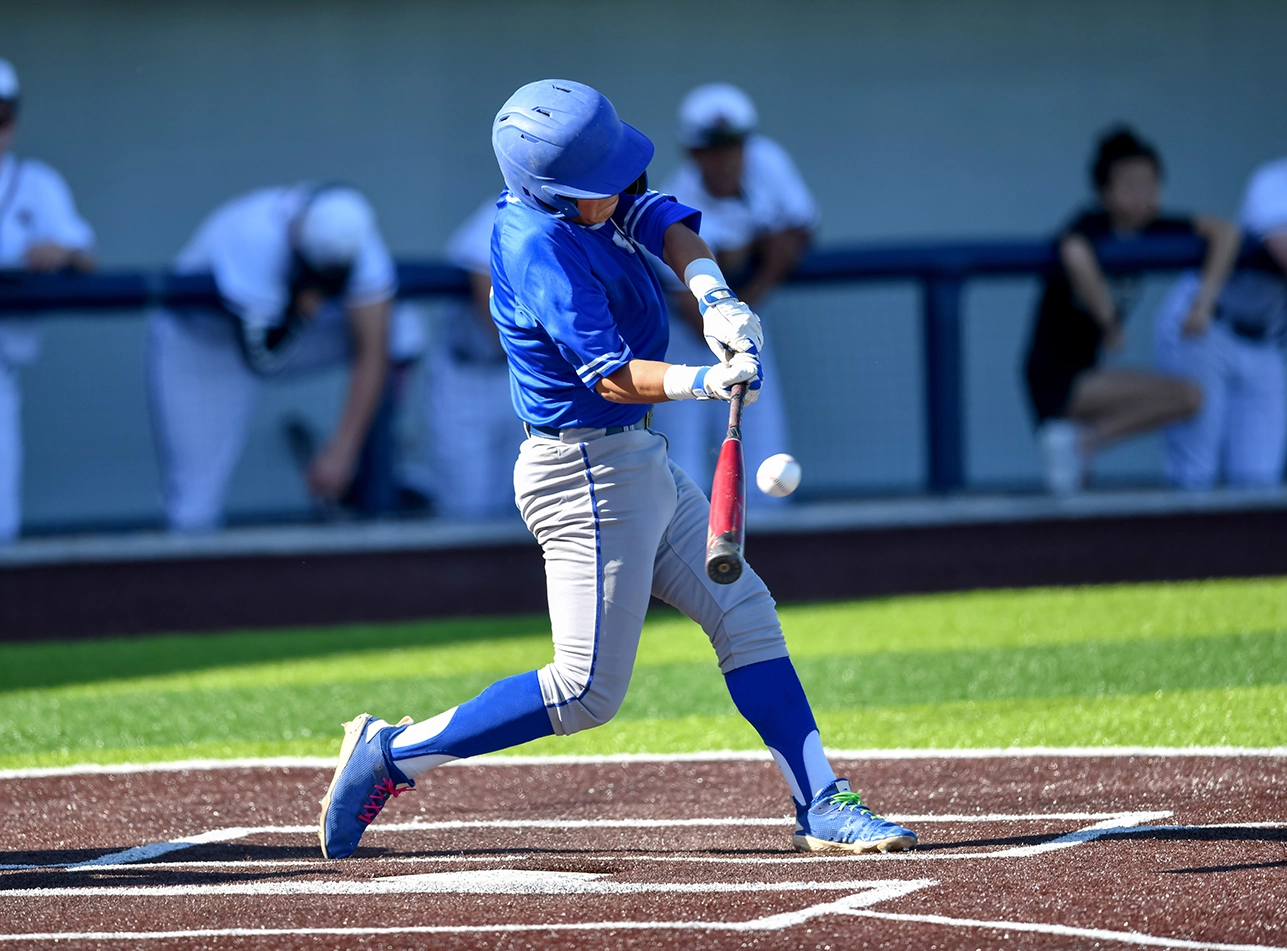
319, 80, 917, 859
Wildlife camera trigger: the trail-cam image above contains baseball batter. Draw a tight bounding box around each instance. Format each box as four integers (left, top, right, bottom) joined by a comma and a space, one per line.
651, 83, 815, 501
320, 80, 917, 859
1154, 158, 1287, 487
0, 57, 96, 543
149, 184, 416, 531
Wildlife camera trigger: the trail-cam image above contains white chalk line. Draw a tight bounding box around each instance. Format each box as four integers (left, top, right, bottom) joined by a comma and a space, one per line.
843, 908, 1287, 951
0, 870, 940, 899
0, 812, 1144, 870
0, 811, 1174, 873
0, 881, 934, 940
4, 745, 1284, 780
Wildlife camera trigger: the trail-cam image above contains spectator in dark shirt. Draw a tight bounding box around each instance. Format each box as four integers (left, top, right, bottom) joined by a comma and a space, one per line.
1024, 127, 1238, 493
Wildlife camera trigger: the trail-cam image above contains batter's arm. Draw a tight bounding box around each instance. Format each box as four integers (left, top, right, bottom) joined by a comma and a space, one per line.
595, 360, 669, 403
661, 221, 716, 284
1183, 215, 1241, 335
595, 357, 760, 405
308, 298, 390, 499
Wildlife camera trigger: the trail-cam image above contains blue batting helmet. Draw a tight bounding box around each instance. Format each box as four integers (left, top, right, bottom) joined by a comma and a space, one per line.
492, 79, 654, 219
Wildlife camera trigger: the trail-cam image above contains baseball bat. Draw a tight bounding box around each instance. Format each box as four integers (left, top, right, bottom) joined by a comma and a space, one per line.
705, 382, 748, 584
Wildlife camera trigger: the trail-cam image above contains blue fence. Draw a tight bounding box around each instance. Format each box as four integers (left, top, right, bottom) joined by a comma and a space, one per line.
0, 234, 1266, 492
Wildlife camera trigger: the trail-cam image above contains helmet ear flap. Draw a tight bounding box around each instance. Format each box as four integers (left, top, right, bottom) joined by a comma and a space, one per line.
536, 186, 581, 220
624, 171, 648, 195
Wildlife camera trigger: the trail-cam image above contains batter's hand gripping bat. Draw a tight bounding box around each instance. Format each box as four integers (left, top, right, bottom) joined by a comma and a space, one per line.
705, 382, 748, 584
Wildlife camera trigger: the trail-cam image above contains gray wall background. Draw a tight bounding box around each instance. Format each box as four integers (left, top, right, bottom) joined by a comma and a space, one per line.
6, 0, 1287, 527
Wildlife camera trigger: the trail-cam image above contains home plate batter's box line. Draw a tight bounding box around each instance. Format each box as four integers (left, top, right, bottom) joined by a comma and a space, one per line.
28, 817, 1287, 874
2, 745, 1284, 780
1, 882, 1284, 951
0, 811, 1190, 872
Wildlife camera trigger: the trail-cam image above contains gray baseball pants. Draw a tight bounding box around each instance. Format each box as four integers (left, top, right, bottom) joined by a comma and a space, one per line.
515, 425, 789, 736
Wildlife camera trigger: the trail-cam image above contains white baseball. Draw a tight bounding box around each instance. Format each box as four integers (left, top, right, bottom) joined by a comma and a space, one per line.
756, 453, 802, 497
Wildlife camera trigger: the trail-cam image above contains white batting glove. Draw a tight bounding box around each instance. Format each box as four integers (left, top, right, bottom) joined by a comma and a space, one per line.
684, 258, 764, 361
700, 292, 764, 362
663, 353, 762, 404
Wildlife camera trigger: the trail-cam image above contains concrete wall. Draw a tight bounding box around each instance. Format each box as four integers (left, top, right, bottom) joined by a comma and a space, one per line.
6, 0, 1287, 527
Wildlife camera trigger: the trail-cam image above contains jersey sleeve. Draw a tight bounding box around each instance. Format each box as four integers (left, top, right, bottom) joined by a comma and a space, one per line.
26, 161, 95, 251
510, 230, 634, 388
344, 229, 398, 308
614, 190, 702, 259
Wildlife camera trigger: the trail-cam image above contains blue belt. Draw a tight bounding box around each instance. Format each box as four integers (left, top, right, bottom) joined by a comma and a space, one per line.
526, 412, 652, 442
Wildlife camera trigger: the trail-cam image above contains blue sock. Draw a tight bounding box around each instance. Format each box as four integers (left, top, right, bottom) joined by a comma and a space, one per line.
724, 657, 836, 806
388, 670, 554, 779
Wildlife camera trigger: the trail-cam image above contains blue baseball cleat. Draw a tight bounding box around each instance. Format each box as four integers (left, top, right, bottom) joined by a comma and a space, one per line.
794, 779, 918, 853
318, 714, 415, 859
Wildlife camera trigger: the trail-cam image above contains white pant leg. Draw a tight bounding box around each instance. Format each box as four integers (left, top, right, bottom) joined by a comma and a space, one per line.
1225, 334, 1287, 486
148, 310, 263, 532
651, 460, 789, 673
515, 429, 676, 735
428, 346, 524, 519
0, 361, 20, 542
1156, 275, 1229, 489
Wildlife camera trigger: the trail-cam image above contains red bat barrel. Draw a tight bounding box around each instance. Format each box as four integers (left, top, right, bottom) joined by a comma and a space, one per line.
705, 384, 747, 584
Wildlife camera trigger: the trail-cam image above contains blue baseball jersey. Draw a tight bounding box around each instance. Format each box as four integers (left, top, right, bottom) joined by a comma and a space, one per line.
490, 189, 701, 430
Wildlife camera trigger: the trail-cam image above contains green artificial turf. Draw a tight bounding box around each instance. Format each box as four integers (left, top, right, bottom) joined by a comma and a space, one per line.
2, 578, 1284, 768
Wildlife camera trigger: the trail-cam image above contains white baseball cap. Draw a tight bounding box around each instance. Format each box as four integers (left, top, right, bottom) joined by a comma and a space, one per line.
0, 59, 18, 101
297, 188, 375, 267
678, 83, 757, 148
1239, 157, 1287, 240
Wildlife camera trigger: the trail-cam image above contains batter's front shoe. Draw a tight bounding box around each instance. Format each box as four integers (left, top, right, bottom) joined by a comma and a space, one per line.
318, 714, 414, 859
794, 779, 917, 853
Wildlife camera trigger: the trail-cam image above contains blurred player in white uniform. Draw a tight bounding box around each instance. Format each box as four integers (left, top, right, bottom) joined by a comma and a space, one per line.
424, 196, 524, 519
148, 184, 415, 531
1155, 158, 1287, 488
0, 58, 95, 542
653, 83, 816, 505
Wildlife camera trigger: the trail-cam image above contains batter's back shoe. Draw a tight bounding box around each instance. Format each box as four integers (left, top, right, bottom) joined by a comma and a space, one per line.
794, 779, 918, 853
318, 714, 414, 859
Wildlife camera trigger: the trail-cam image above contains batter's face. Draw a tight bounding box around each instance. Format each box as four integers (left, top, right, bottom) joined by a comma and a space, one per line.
690, 141, 745, 199
1099, 157, 1161, 233
571, 195, 619, 225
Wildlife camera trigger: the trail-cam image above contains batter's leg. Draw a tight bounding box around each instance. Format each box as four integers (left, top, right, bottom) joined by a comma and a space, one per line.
650, 461, 836, 807
0, 360, 21, 542
147, 310, 262, 532
386, 429, 675, 779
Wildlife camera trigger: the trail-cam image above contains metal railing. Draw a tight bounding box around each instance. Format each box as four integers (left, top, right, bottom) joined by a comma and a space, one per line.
0, 234, 1271, 491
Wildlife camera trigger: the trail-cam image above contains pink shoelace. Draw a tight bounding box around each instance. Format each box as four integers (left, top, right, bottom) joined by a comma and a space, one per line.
357, 777, 409, 824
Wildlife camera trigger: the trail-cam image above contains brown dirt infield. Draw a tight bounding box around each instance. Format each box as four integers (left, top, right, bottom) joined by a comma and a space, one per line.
2, 753, 1285, 950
